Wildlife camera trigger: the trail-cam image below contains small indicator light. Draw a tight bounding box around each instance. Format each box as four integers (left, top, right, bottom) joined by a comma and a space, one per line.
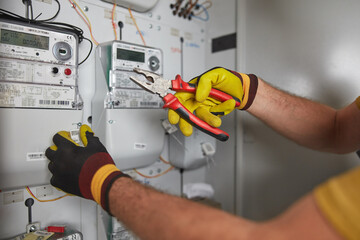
64, 68, 72, 76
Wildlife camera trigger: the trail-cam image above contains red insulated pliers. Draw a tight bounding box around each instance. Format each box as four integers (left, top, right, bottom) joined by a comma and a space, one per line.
130, 68, 241, 141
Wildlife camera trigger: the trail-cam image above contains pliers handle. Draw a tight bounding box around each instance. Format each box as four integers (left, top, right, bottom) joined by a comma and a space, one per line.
171, 75, 241, 108
163, 91, 229, 141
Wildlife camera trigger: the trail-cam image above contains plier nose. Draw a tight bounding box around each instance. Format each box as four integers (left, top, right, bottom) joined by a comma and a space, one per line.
133, 67, 159, 82
130, 68, 171, 97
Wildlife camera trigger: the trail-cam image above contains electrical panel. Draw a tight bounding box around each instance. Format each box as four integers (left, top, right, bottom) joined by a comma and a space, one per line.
93, 41, 165, 170
0, 19, 83, 190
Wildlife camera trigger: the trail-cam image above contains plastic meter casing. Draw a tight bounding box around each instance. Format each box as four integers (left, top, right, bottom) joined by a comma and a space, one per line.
93, 41, 165, 170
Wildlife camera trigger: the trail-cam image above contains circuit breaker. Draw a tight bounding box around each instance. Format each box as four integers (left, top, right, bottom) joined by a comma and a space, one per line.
93, 41, 165, 170
0, 19, 83, 190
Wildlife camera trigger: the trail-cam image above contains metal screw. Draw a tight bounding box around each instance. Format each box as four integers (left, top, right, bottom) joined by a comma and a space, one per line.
83, 6, 89, 12
108, 120, 114, 124
29, 225, 37, 232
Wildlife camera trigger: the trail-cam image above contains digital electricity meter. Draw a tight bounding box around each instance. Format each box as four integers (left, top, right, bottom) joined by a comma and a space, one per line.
93, 41, 165, 170
0, 19, 82, 109
95, 40, 163, 109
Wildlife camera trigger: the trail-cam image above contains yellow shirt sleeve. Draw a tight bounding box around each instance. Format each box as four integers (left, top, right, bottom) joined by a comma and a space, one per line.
314, 166, 360, 240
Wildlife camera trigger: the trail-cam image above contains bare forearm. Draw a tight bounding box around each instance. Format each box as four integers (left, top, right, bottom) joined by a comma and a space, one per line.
248, 79, 360, 153
109, 177, 256, 240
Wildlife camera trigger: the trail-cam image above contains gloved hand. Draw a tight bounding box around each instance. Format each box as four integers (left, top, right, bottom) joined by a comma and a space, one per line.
168, 67, 258, 136
45, 124, 130, 213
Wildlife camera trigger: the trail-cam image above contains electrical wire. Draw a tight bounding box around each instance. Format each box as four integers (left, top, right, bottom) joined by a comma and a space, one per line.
134, 156, 174, 178
193, 0, 212, 16
29, 0, 34, 20
184, 0, 198, 18
36, 0, 61, 22
190, 3, 209, 21
26, 186, 70, 202
0, 8, 85, 43
68, 0, 99, 45
0, 0, 60, 22
78, 37, 93, 65
1, 3, 93, 66
112, 3, 118, 40
134, 165, 175, 179
159, 155, 170, 164
128, 7, 146, 46
0, 7, 92, 64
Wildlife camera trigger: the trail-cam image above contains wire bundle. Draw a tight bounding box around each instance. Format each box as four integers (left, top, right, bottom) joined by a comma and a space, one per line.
0, 0, 93, 65
170, 0, 212, 21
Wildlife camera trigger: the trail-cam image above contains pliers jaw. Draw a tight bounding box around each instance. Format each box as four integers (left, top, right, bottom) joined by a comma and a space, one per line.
130, 68, 171, 97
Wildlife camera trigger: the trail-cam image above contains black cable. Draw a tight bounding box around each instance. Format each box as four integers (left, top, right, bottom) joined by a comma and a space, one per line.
78, 37, 93, 65
1, 0, 59, 23
30, 0, 34, 20
0, 2, 89, 64
41, 21, 84, 43
0, 10, 84, 44
36, 0, 60, 22
118, 21, 123, 40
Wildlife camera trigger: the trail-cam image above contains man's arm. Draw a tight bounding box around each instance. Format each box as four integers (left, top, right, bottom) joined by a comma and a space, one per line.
108, 177, 342, 240
248, 79, 360, 154
168, 68, 360, 153
108, 177, 256, 240
45, 124, 344, 239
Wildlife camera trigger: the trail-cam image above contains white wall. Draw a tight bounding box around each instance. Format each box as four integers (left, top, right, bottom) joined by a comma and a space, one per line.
236, 0, 360, 220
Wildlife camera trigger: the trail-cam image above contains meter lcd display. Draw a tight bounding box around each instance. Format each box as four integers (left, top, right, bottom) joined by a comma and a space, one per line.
117, 48, 145, 63
0, 29, 49, 50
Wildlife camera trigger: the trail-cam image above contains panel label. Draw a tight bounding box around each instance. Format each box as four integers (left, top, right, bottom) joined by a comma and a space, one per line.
26, 152, 47, 161
0, 82, 76, 109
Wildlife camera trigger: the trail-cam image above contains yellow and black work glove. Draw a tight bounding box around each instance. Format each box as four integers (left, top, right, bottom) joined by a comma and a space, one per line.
45, 124, 130, 213
168, 67, 258, 136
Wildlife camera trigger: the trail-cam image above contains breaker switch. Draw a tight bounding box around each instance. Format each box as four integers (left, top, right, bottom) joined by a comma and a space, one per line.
64, 68, 72, 76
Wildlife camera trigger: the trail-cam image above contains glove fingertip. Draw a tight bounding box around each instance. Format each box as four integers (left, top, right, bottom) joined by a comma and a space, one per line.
196, 79, 212, 103
49, 145, 57, 151
179, 119, 193, 136
80, 124, 94, 147
168, 109, 180, 124
209, 116, 222, 128
45, 146, 56, 160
